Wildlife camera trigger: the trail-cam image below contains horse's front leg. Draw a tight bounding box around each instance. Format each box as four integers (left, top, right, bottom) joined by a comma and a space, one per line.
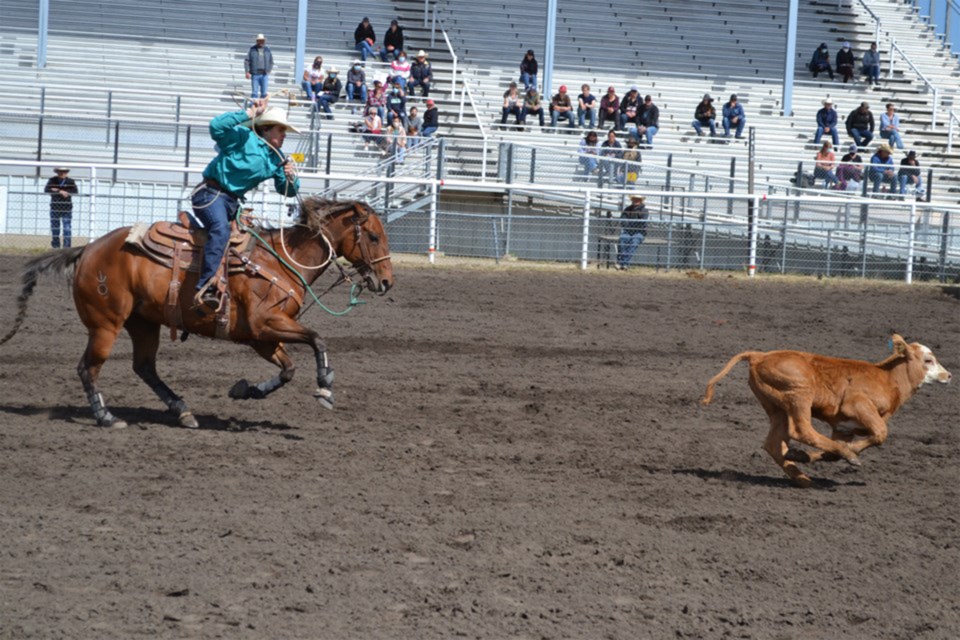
230, 342, 296, 400
255, 317, 335, 410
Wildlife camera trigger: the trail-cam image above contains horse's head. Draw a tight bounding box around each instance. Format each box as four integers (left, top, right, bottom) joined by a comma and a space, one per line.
300, 197, 394, 294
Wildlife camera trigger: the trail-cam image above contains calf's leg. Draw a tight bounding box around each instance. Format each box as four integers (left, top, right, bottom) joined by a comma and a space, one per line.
787, 404, 861, 467
763, 408, 812, 488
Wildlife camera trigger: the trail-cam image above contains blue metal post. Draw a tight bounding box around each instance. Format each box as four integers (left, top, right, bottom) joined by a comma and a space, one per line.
543, 0, 558, 99
781, 0, 799, 116
294, 0, 308, 89
38, 0, 49, 69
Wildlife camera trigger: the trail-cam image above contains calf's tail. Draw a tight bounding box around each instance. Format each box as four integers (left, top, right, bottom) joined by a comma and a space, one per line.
700, 351, 762, 405
0, 246, 85, 346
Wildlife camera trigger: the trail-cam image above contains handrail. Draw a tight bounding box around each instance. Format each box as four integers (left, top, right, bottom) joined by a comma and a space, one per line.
948, 110, 960, 154
461, 71, 490, 180
889, 38, 940, 128
852, 0, 883, 43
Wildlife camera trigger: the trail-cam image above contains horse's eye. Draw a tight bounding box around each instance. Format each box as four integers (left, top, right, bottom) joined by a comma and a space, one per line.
369, 233, 380, 243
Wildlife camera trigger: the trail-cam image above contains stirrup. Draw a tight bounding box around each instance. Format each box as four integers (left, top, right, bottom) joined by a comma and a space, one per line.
193, 289, 221, 315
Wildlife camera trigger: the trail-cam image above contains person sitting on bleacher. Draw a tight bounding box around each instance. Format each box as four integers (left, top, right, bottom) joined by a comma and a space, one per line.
385, 121, 407, 163
862, 43, 881, 85
381, 20, 404, 62
362, 106, 385, 151
880, 102, 904, 150
389, 51, 412, 91
618, 86, 641, 132
502, 82, 524, 126
836, 41, 855, 83
600, 129, 624, 183
407, 106, 423, 142
422, 99, 439, 137
814, 142, 839, 187
898, 150, 923, 197
367, 80, 387, 121
578, 131, 600, 175
302, 56, 324, 102
634, 95, 659, 147
869, 143, 897, 193
599, 86, 619, 130
523, 87, 545, 128
814, 98, 839, 146
385, 82, 408, 128
354, 17, 377, 62
808, 43, 834, 80
550, 85, 576, 130
623, 138, 641, 185
845, 101, 874, 148
316, 68, 342, 120
520, 50, 538, 92
408, 51, 434, 97
346, 61, 367, 105
577, 84, 598, 129
692, 94, 717, 137
721, 94, 746, 139
837, 143, 863, 192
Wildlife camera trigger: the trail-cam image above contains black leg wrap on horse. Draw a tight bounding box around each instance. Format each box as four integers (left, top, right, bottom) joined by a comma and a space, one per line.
314, 366, 335, 410
88, 391, 121, 427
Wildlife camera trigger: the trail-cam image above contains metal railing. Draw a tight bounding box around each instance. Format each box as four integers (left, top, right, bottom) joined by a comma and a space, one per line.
888, 39, 941, 127
948, 109, 960, 152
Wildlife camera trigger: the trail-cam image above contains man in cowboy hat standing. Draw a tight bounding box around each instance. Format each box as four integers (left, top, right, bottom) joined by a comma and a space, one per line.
616, 195, 649, 270
191, 97, 300, 309
44, 167, 78, 248
244, 34, 273, 100
408, 50, 434, 97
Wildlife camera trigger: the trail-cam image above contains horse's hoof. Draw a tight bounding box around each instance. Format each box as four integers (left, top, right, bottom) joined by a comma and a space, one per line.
314, 387, 334, 410
229, 379, 249, 399
784, 448, 811, 463
102, 418, 128, 430
179, 411, 199, 429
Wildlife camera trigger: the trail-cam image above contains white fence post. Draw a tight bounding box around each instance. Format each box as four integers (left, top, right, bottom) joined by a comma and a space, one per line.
580, 190, 591, 270
748, 196, 759, 277
931, 87, 939, 129
905, 201, 917, 283
428, 180, 438, 264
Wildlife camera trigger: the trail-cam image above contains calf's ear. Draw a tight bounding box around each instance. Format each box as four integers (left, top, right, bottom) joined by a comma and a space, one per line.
891, 333, 908, 355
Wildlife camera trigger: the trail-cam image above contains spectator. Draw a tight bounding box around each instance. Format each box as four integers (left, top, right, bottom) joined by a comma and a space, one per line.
244, 34, 273, 100
814, 97, 839, 146
599, 86, 619, 129
623, 138, 641, 185
898, 150, 923, 196
520, 50, 538, 92
869, 143, 897, 193
578, 130, 600, 175
362, 106, 385, 151
837, 143, 863, 191
44, 167, 78, 249
814, 141, 839, 187
577, 84, 598, 129
862, 42, 881, 85
836, 41, 855, 83
523, 87, 545, 127
381, 19, 404, 62
422, 99, 439, 137
346, 60, 367, 105
616, 195, 648, 270
302, 56, 324, 102
721, 94, 745, 139
808, 42, 834, 80
354, 17, 376, 61
408, 50, 434, 97
316, 67, 342, 119
502, 82, 524, 126
367, 79, 387, 121
600, 129, 623, 183
634, 95, 659, 147
618, 85, 641, 131
385, 82, 408, 128
407, 106, 423, 142
880, 102, 904, 150
389, 51, 411, 90
692, 93, 717, 137
550, 85, 575, 130
846, 101, 875, 148
385, 121, 407, 163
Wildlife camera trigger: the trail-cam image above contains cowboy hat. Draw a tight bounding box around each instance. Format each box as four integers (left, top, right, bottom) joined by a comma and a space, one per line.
629, 194, 646, 202
822, 97, 833, 105
416, 50, 428, 58
255, 33, 266, 41
878, 142, 892, 153
54, 167, 70, 173
249, 107, 301, 134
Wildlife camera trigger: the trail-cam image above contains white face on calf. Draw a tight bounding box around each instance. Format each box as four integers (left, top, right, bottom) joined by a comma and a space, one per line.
919, 344, 952, 385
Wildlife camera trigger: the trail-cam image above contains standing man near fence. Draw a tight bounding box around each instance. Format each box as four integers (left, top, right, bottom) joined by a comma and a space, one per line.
44, 167, 78, 248
245, 34, 273, 100
616, 195, 648, 271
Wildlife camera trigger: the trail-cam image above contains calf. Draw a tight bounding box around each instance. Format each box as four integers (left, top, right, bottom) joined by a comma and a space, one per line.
701, 334, 951, 487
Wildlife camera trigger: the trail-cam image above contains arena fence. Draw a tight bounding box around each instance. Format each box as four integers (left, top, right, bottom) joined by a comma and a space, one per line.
0, 160, 957, 284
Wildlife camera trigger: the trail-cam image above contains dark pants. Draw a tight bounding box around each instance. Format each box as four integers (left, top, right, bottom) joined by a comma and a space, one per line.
408, 78, 431, 96
191, 185, 240, 291
50, 207, 72, 248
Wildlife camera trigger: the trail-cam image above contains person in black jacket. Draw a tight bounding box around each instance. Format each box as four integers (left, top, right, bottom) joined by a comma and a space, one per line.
836, 41, 855, 83
44, 167, 78, 248
616, 194, 648, 270
422, 99, 439, 137
380, 20, 404, 62
408, 50, 434, 97
846, 101, 874, 148
618, 86, 641, 131
354, 17, 376, 61
634, 95, 659, 147
316, 67, 342, 119
244, 34, 273, 99
520, 50, 538, 92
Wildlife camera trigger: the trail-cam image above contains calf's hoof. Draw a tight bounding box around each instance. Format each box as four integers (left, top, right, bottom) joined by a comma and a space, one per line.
791, 474, 813, 489
179, 411, 199, 429
314, 387, 335, 410
784, 448, 812, 463
846, 455, 862, 467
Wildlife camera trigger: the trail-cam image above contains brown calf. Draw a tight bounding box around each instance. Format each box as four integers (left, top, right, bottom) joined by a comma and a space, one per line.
701, 334, 952, 487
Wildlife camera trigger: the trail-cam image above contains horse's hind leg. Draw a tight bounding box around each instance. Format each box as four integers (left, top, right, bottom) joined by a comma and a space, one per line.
125, 315, 198, 429
78, 327, 127, 428
229, 342, 295, 400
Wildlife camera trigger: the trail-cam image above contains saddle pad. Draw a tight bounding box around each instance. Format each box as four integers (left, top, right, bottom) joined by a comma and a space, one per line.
125, 221, 253, 273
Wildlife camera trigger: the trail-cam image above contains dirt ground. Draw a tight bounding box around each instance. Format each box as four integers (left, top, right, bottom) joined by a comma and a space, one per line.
0, 252, 958, 640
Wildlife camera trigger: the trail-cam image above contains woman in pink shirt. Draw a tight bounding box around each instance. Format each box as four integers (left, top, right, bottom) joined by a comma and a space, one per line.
389, 51, 412, 91
814, 141, 839, 187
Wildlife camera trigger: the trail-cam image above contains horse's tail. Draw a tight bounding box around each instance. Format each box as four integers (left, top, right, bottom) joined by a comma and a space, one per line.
700, 351, 762, 406
0, 246, 86, 346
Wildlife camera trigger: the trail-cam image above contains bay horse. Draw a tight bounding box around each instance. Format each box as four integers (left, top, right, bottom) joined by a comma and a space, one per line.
0, 197, 393, 429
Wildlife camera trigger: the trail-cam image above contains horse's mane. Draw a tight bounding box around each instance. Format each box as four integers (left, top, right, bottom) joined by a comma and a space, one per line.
297, 197, 366, 234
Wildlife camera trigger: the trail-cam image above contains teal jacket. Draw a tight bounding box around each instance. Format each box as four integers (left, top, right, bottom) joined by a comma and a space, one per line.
202, 110, 300, 199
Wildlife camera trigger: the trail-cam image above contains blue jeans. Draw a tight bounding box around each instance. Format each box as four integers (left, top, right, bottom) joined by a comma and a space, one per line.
864, 64, 880, 82
899, 174, 922, 195
407, 78, 431, 96
251, 74, 269, 99
380, 47, 400, 62
317, 95, 338, 118
50, 209, 72, 248
814, 126, 839, 146
551, 110, 575, 129
302, 81, 322, 101
524, 107, 544, 126
870, 168, 897, 193
346, 84, 368, 102
421, 125, 438, 137
391, 76, 408, 91
814, 166, 839, 186
617, 113, 637, 131
191, 185, 240, 291
617, 231, 644, 268
501, 106, 523, 125
692, 119, 716, 136
355, 41, 375, 61
880, 129, 903, 150
520, 72, 537, 91
579, 156, 598, 174
577, 106, 597, 128
723, 116, 745, 137
629, 125, 658, 146
391, 141, 406, 163
850, 128, 873, 147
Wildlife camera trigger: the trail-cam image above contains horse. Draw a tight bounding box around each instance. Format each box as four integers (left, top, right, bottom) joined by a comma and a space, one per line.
0, 197, 393, 429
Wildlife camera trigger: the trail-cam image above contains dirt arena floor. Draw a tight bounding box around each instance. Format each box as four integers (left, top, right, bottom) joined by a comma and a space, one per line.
0, 251, 958, 640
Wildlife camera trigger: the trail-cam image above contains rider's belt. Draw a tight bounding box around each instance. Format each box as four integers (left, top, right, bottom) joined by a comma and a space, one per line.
202, 178, 242, 201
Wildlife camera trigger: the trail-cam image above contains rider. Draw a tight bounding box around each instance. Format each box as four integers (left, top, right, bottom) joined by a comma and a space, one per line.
192, 97, 300, 309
